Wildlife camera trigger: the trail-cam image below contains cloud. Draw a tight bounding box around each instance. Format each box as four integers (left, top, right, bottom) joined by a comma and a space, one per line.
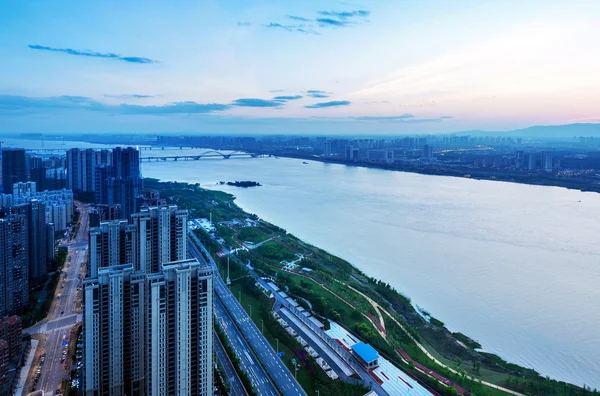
286, 15, 311, 22
231, 98, 283, 107
263, 23, 318, 35
318, 10, 370, 19
105, 94, 154, 99
351, 114, 453, 123
305, 100, 351, 109
306, 90, 331, 98
352, 114, 414, 121
28, 45, 158, 64
316, 18, 351, 27
273, 95, 303, 101
119, 102, 230, 114
270, 89, 286, 93
315, 9, 370, 28
0, 94, 229, 114
237, 21, 252, 26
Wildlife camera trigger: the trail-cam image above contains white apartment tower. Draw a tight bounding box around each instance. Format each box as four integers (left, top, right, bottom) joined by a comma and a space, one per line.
84, 205, 213, 396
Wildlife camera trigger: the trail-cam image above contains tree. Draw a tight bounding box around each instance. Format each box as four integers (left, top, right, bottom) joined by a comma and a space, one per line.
473, 361, 481, 375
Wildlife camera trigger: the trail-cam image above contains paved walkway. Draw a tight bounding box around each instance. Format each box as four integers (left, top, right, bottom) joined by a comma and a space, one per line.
15, 339, 38, 395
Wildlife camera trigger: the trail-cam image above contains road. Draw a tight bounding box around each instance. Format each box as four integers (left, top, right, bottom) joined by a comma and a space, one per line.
214, 332, 248, 396
25, 203, 89, 395
189, 232, 306, 396
214, 297, 277, 396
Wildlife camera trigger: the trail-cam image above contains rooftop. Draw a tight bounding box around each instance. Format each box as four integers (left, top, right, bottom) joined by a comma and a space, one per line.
351, 342, 379, 364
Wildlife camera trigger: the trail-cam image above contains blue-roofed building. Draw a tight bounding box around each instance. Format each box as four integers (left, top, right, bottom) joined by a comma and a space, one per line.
351, 342, 380, 369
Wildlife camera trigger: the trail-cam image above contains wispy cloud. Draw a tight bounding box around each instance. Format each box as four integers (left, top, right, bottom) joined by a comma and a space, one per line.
0, 94, 229, 114
351, 114, 453, 123
318, 10, 370, 19
286, 15, 311, 22
263, 23, 319, 35
105, 94, 154, 99
232, 98, 283, 107
273, 95, 303, 101
316, 18, 351, 27
261, 9, 369, 34
316, 9, 370, 27
28, 44, 159, 64
305, 100, 351, 109
237, 21, 252, 26
306, 90, 331, 98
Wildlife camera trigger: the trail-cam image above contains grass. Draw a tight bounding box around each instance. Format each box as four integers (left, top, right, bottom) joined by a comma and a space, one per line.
238, 226, 270, 245
254, 241, 297, 264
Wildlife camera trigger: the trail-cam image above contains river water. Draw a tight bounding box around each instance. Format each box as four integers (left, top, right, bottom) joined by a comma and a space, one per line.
5, 141, 599, 387
142, 150, 600, 388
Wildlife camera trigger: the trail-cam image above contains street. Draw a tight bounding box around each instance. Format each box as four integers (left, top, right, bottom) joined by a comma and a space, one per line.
25, 203, 89, 395
214, 332, 248, 396
189, 232, 306, 396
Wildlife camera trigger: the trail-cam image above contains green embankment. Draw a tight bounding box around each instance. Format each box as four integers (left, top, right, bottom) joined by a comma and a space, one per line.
146, 178, 597, 396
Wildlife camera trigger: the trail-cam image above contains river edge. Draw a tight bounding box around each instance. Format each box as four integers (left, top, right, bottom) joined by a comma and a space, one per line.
258, 151, 600, 195
146, 178, 589, 396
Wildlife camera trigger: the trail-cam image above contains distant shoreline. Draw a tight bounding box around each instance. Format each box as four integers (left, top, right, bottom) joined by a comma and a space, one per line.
264, 151, 600, 194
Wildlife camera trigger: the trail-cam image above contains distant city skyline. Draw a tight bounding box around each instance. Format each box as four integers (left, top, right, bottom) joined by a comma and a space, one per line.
1, 0, 599, 134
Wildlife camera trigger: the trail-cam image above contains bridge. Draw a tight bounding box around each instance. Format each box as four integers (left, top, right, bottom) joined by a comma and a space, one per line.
140, 150, 267, 162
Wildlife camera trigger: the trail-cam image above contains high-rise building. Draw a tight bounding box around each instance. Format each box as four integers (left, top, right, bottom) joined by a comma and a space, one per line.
84, 205, 213, 396
541, 151, 553, 172
130, 205, 187, 274
89, 204, 123, 228
0, 214, 29, 317
66, 148, 82, 192
1, 149, 27, 195
95, 148, 142, 218
26, 199, 48, 285
46, 223, 56, 264
67, 148, 113, 193
0, 315, 23, 359
527, 152, 537, 170
324, 141, 332, 157
31, 167, 47, 192
88, 219, 134, 277
422, 144, 433, 161
12, 181, 36, 198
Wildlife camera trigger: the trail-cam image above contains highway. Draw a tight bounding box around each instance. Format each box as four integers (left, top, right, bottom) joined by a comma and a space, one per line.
214, 332, 248, 396
25, 203, 88, 395
214, 297, 277, 396
189, 233, 306, 396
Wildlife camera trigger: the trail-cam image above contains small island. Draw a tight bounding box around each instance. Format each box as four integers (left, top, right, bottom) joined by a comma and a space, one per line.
219, 181, 261, 188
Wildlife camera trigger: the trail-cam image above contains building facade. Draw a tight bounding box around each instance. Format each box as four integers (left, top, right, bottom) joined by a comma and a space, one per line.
84, 206, 213, 396
1, 149, 27, 195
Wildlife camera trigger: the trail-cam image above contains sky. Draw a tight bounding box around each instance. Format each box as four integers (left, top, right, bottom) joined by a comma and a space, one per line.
1, 0, 599, 135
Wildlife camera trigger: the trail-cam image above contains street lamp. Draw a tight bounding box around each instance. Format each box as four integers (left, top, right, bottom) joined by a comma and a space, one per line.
238, 290, 241, 303
248, 304, 252, 319
276, 338, 279, 354
261, 319, 264, 334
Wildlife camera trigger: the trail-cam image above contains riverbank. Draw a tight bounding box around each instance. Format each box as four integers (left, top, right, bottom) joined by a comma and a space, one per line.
263, 151, 600, 194
146, 178, 592, 395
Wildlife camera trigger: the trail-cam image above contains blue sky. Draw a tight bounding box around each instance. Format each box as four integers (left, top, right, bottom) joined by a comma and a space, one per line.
1, 0, 599, 135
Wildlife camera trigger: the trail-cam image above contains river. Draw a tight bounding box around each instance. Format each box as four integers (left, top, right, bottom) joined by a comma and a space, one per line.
143, 150, 599, 388
5, 140, 599, 387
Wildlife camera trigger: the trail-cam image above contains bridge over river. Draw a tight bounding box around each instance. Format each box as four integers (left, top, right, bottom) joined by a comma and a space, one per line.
140, 150, 268, 161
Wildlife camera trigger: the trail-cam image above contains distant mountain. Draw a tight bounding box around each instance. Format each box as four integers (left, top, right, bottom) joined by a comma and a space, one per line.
467, 123, 600, 138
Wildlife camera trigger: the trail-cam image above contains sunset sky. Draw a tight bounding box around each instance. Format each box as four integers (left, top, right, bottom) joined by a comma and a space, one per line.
1, 0, 599, 134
